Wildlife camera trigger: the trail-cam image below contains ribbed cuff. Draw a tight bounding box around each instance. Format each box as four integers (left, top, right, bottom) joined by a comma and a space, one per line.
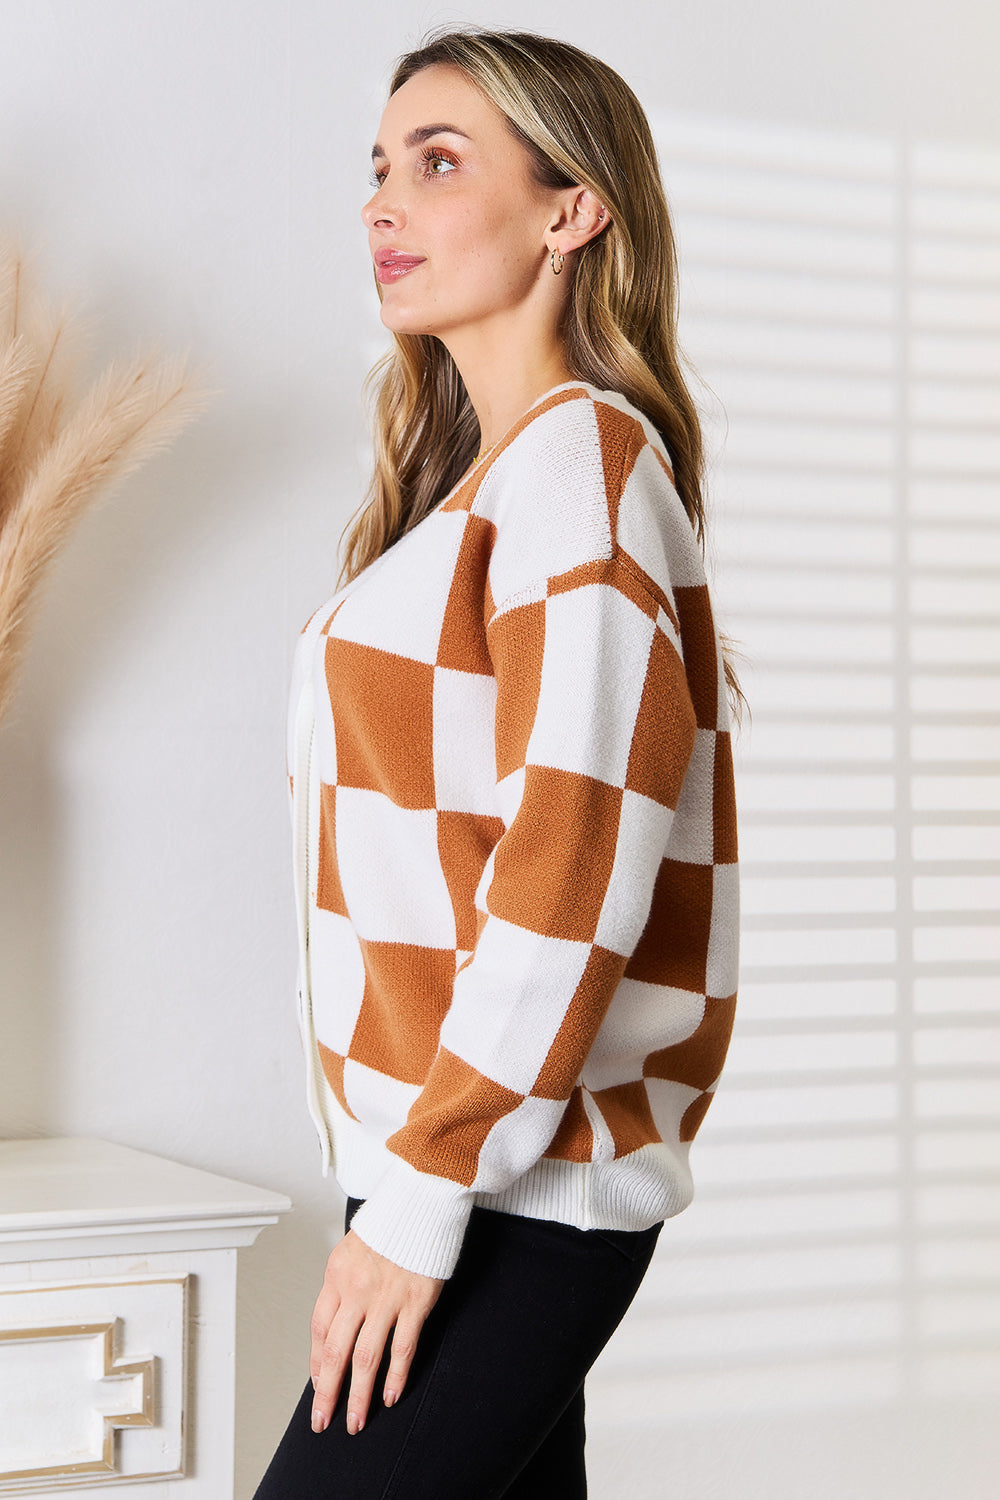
347, 1160, 473, 1280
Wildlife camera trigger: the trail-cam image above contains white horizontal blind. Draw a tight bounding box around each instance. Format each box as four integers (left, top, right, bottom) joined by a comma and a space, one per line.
588, 116, 1000, 1490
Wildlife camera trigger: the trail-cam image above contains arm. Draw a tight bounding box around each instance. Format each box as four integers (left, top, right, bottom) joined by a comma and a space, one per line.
348, 553, 698, 1267
309, 553, 696, 1436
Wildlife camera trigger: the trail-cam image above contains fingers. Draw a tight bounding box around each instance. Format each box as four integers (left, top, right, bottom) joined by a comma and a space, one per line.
311, 1299, 434, 1435
309, 1284, 339, 1389
308, 1231, 446, 1436
382, 1313, 422, 1409
344, 1312, 394, 1435
311, 1303, 363, 1433
313, 1305, 421, 1435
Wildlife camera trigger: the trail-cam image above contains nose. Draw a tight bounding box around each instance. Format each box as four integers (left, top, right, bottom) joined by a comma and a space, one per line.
362, 184, 404, 231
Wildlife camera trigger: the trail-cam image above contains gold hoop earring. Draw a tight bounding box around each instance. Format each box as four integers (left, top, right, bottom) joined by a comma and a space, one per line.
550, 248, 565, 276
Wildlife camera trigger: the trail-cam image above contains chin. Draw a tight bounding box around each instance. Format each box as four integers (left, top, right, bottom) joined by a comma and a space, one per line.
380, 306, 442, 338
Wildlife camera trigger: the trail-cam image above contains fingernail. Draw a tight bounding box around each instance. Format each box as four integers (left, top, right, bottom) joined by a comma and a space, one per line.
311, 1409, 327, 1434
384, 1390, 397, 1408
347, 1412, 362, 1436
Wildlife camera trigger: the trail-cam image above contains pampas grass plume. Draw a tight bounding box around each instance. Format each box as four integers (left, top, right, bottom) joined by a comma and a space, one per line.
0, 245, 207, 719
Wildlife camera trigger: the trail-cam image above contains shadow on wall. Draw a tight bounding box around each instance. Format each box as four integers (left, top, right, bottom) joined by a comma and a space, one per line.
585, 114, 1000, 1499
0, 729, 57, 1136
0, 370, 314, 1140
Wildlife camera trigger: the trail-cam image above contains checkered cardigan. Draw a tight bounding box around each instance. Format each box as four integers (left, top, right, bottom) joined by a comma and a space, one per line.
288, 382, 739, 1279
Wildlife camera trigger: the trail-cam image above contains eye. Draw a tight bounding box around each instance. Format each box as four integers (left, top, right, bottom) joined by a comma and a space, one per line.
369, 165, 387, 189
420, 147, 457, 178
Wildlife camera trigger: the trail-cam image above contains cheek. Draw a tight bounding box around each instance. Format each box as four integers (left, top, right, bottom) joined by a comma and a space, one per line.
455, 186, 537, 253
467, 208, 542, 284
454, 203, 506, 261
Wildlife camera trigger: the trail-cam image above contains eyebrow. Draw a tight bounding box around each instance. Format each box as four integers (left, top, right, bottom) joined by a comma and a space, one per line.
371, 124, 472, 162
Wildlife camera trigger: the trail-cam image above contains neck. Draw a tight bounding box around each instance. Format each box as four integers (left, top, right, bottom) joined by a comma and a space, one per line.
440, 312, 573, 455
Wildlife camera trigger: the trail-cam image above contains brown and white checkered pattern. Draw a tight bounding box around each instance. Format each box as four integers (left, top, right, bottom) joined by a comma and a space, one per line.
289, 384, 739, 1278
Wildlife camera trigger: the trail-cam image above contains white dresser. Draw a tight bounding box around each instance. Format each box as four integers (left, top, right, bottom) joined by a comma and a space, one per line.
0, 1138, 290, 1496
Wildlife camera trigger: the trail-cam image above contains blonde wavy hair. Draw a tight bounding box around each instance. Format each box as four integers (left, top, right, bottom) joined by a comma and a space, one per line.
343, 28, 711, 589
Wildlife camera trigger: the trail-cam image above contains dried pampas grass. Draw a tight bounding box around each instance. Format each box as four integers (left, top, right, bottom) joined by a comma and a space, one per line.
0, 244, 206, 720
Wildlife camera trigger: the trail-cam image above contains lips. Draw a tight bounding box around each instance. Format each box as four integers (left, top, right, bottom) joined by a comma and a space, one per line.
374, 248, 426, 284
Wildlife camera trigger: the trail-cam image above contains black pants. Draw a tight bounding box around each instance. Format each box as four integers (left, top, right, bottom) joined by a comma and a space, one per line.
253, 1197, 661, 1499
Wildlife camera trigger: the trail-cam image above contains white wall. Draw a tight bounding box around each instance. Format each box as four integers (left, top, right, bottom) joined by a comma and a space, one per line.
1, 3, 997, 1497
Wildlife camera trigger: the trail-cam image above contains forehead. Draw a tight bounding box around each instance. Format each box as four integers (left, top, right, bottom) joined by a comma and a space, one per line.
375, 63, 507, 150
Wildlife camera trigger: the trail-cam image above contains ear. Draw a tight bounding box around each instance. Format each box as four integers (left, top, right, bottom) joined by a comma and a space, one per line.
546, 187, 610, 258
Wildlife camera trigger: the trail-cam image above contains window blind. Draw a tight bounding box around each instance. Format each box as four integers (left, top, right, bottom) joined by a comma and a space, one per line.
588, 116, 1000, 1433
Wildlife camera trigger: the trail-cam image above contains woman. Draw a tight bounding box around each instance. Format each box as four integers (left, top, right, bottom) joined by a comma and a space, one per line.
255, 27, 739, 1499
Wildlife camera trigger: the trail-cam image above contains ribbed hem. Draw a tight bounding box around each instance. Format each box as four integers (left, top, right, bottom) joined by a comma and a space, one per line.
474, 1146, 693, 1230
320, 1079, 695, 1278
348, 1160, 473, 1280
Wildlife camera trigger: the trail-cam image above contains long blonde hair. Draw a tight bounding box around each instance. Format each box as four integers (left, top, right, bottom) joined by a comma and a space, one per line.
343, 28, 707, 581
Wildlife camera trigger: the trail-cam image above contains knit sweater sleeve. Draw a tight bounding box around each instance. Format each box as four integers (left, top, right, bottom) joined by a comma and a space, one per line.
347, 418, 703, 1279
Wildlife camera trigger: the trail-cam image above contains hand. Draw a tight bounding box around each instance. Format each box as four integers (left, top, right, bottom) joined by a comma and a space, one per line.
309, 1228, 445, 1435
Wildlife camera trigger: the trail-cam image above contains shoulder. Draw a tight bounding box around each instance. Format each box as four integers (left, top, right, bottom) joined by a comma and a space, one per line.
471, 384, 673, 601
474, 383, 699, 609
483, 382, 670, 489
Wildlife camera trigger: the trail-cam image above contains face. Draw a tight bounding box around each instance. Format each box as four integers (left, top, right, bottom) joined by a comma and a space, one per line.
363, 65, 562, 342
